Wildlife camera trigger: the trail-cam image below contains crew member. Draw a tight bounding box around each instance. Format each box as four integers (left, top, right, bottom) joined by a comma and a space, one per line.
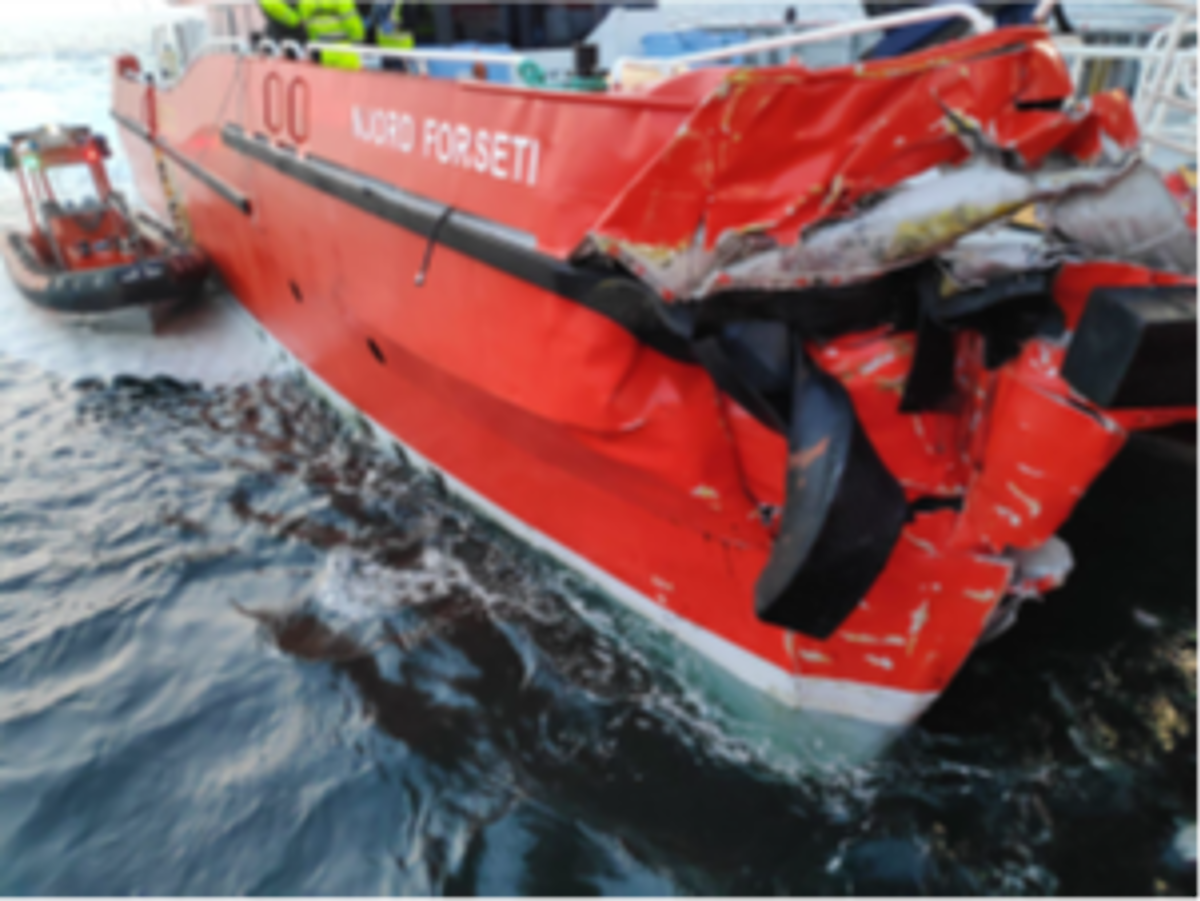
398, 0, 436, 45
366, 2, 415, 53
298, 0, 366, 69
258, 0, 306, 44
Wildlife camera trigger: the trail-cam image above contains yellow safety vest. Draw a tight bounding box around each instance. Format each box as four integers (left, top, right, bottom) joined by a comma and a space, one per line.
299, 0, 364, 69
298, 0, 363, 42
376, 29, 414, 50
375, 1, 414, 51
259, 0, 301, 29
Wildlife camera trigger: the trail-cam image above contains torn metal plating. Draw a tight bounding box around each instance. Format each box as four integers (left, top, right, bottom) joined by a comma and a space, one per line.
1047, 159, 1198, 274
592, 150, 1195, 302
701, 156, 1134, 295
592, 151, 1152, 299
938, 227, 1067, 287
579, 29, 1195, 303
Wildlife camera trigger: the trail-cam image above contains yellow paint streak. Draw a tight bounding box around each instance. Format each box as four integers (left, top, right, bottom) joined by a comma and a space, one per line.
887, 199, 1026, 262
1011, 203, 1044, 230
615, 239, 694, 262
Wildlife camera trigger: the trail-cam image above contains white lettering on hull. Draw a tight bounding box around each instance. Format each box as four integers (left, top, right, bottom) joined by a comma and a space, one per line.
352, 105, 540, 187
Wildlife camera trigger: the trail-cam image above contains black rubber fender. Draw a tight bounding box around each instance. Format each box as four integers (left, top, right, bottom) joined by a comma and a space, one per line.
755, 351, 909, 639
1062, 284, 1197, 409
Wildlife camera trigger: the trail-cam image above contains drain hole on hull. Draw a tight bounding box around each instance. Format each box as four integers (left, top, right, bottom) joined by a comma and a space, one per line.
367, 338, 386, 365
289, 281, 302, 303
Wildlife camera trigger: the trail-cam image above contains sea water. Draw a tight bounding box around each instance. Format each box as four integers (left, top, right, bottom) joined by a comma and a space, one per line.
0, 7, 1194, 895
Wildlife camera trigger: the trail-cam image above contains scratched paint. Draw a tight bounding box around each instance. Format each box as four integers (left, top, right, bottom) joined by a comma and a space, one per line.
582, 31, 1158, 302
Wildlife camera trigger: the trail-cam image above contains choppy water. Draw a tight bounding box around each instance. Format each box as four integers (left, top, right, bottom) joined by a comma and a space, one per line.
0, 16, 1195, 896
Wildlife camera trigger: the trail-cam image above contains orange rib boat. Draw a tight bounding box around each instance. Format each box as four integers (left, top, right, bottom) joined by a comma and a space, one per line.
1, 124, 207, 330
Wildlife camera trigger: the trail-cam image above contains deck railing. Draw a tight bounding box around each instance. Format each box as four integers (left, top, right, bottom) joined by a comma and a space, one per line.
155, 0, 1198, 165
608, 4, 992, 84
1052, 0, 1196, 163
250, 36, 536, 82
347, 46, 537, 80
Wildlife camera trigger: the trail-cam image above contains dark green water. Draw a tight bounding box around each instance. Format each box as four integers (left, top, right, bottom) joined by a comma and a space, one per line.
0, 31, 1195, 897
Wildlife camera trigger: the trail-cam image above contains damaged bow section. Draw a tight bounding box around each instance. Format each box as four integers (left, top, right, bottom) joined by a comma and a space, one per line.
573, 27, 1197, 659
577, 28, 1195, 300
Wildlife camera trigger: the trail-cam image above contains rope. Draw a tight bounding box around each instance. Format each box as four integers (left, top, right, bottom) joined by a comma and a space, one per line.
151, 136, 193, 244
150, 51, 248, 246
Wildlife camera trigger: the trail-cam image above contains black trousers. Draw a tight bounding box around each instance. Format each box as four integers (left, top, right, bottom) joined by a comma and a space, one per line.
264, 18, 305, 45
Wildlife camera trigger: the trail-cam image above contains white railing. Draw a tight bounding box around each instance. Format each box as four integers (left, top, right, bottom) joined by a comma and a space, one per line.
158, 0, 1198, 165
148, 30, 249, 83
169, 2, 990, 89
248, 37, 535, 81
279, 39, 307, 60
349, 45, 536, 79
198, 35, 250, 58
1054, 4, 1196, 163
610, 4, 992, 83
254, 37, 281, 58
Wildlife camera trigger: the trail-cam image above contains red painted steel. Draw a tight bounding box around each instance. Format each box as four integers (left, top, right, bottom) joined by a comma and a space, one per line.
589, 29, 1139, 261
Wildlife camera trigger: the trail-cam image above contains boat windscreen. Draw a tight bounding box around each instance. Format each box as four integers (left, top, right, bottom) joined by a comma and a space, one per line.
44, 164, 99, 208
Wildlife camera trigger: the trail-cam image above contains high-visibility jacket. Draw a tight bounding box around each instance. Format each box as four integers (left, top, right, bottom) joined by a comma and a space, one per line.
368, 1, 414, 51
297, 0, 365, 69
298, 0, 364, 42
376, 27, 414, 51
259, 0, 305, 42
260, 0, 301, 29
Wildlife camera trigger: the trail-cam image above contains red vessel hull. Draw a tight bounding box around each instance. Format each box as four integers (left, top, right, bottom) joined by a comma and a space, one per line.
110, 30, 1195, 739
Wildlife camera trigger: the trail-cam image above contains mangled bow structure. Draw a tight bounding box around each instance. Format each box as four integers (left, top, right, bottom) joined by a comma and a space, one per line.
113, 9, 1197, 735
577, 27, 1195, 646
583, 28, 1194, 296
